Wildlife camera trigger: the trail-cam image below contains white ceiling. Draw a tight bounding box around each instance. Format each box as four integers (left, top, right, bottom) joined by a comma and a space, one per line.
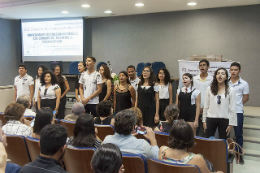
0, 0, 260, 19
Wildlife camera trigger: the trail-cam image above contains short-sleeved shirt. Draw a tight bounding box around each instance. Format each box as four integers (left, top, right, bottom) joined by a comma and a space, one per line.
2, 120, 32, 137
177, 86, 200, 105
159, 83, 170, 99
79, 70, 102, 104
138, 85, 159, 92
34, 78, 41, 101
14, 74, 34, 99
229, 77, 250, 113
130, 77, 140, 92
39, 84, 60, 100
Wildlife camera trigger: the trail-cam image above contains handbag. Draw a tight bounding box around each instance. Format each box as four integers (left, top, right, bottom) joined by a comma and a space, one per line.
227, 138, 244, 164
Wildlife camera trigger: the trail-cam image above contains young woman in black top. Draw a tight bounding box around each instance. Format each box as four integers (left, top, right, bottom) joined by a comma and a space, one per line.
98, 65, 112, 102
53, 65, 70, 119
114, 71, 136, 113
136, 66, 159, 127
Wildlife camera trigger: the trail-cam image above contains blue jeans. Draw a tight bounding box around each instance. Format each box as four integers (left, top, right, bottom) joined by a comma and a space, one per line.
234, 113, 244, 153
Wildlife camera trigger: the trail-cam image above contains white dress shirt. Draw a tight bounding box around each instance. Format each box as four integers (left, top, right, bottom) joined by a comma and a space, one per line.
159, 83, 170, 99
14, 73, 34, 99
2, 120, 32, 137
34, 78, 41, 102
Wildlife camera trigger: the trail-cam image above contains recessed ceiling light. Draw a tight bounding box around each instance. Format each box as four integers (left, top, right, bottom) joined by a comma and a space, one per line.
187, 2, 197, 6
135, 3, 144, 7
81, 4, 90, 8
104, 10, 112, 14
61, 11, 69, 14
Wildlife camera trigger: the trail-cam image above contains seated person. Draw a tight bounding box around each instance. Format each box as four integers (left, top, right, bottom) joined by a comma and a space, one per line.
154, 104, 179, 133
131, 107, 143, 126
95, 100, 113, 125
2, 103, 32, 137
67, 114, 102, 148
32, 107, 55, 139
64, 102, 85, 121
103, 109, 159, 159
17, 95, 36, 117
20, 124, 68, 173
159, 120, 223, 173
91, 143, 125, 173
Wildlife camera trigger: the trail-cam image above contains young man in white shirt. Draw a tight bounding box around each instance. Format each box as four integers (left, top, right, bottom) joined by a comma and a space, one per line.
79, 57, 102, 117
127, 65, 140, 92
13, 64, 34, 103
193, 60, 213, 137
229, 62, 249, 165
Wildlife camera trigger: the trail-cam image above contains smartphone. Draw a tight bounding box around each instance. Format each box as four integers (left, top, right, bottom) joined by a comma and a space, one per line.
136, 126, 147, 134
53, 111, 57, 115
30, 119, 35, 127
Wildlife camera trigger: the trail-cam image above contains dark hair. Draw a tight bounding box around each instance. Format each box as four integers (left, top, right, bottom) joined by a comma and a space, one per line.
114, 109, 136, 135
199, 59, 210, 66
156, 68, 171, 85
210, 68, 229, 97
36, 65, 49, 78
40, 70, 58, 86
164, 104, 179, 125
16, 95, 30, 108
53, 65, 64, 89
71, 114, 96, 147
33, 107, 53, 135
19, 64, 27, 70
87, 56, 96, 63
119, 71, 130, 84
40, 124, 67, 156
130, 107, 143, 126
230, 62, 241, 70
96, 100, 112, 118
139, 66, 155, 86
91, 143, 122, 173
182, 73, 194, 90
100, 64, 112, 79
4, 103, 25, 121
79, 61, 86, 68
168, 120, 194, 150
127, 65, 136, 71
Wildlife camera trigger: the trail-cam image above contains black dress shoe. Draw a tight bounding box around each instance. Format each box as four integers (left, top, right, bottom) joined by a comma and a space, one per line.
239, 155, 245, 165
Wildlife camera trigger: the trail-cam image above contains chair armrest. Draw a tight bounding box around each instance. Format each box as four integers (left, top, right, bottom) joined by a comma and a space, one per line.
228, 153, 235, 163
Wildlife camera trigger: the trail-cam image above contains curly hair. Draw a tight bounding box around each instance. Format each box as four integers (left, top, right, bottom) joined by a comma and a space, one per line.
156, 68, 171, 85
114, 109, 136, 135
168, 120, 194, 150
210, 68, 229, 97
100, 64, 112, 79
40, 70, 58, 86
4, 103, 25, 121
164, 104, 179, 125
139, 66, 155, 86
96, 100, 112, 117
130, 107, 143, 126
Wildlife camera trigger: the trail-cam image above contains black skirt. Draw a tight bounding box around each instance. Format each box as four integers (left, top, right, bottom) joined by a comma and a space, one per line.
159, 99, 169, 121
41, 99, 56, 111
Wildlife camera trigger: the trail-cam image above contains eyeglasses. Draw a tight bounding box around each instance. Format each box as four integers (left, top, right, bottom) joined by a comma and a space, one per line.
217, 95, 221, 104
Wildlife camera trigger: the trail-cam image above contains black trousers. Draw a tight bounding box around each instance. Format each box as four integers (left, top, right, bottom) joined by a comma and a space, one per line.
196, 114, 205, 137
206, 118, 229, 140
85, 104, 97, 117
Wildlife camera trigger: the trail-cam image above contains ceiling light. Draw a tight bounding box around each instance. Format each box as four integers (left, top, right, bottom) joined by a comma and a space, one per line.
81, 4, 90, 8
187, 2, 197, 6
61, 11, 69, 14
104, 10, 112, 14
135, 3, 144, 7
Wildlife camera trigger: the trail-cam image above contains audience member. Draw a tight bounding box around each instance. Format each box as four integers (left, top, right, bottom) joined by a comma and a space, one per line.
103, 109, 159, 160
20, 124, 68, 173
67, 114, 101, 148
159, 120, 223, 173
130, 107, 143, 126
17, 95, 36, 117
64, 102, 85, 121
154, 104, 179, 133
32, 107, 54, 139
2, 103, 32, 137
0, 142, 7, 173
91, 143, 125, 173
95, 100, 113, 125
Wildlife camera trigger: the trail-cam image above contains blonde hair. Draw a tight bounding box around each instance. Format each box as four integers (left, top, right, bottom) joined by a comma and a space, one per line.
131, 107, 143, 126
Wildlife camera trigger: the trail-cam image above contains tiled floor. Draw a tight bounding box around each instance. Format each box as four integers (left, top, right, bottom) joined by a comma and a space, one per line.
233, 159, 260, 173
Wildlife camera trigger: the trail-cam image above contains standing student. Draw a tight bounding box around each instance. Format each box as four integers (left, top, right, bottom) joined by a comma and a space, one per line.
127, 65, 140, 93
75, 62, 86, 102
98, 64, 112, 102
114, 71, 136, 113
54, 65, 70, 119
156, 68, 173, 121
203, 68, 237, 140
79, 56, 102, 117
136, 66, 159, 127
13, 64, 34, 103
229, 62, 249, 165
38, 70, 61, 112
176, 73, 201, 135
193, 59, 213, 137
33, 65, 48, 110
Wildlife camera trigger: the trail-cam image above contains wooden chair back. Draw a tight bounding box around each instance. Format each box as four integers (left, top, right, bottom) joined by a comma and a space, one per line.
63, 146, 96, 173
24, 116, 34, 121
25, 137, 40, 161
154, 131, 169, 148
0, 112, 7, 126
94, 125, 114, 141
60, 119, 75, 137
148, 159, 200, 173
5, 135, 31, 166
122, 154, 147, 173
